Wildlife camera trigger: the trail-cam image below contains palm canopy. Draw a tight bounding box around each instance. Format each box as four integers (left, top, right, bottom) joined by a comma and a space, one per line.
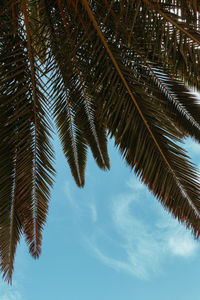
1, 0, 200, 283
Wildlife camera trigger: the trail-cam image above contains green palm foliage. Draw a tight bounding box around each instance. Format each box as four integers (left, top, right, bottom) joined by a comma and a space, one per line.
1, 0, 200, 283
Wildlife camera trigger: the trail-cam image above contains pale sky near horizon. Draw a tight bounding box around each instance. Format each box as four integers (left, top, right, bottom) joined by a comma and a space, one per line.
1, 135, 200, 300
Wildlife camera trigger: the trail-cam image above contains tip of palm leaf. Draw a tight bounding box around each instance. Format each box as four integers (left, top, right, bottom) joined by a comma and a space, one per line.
76, 179, 85, 188
71, 171, 85, 187
31, 252, 40, 259
29, 244, 41, 259
105, 161, 110, 170
76, 181, 85, 188
4, 277, 12, 285
93, 155, 110, 171
99, 164, 110, 171
1, 265, 13, 285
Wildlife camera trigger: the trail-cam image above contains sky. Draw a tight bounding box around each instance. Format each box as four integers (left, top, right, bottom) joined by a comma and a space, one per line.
1, 135, 200, 300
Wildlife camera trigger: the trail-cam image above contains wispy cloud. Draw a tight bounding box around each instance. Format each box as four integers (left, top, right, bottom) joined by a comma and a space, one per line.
64, 180, 98, 224
64, 181, 78, 209
185, 139, 200, 155
88, 202, 98, 223
0, 291, 22, 300
168, 233, 197, 257
126, 177, 147, 192
0, 280, 23, 300
86, 176, 198, 279
88, 242, 143, 277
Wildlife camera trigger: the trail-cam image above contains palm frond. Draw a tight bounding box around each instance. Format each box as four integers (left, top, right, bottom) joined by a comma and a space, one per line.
101, 0, 200, 88
0, 2, 31, 282
0, 0, 55, 282
77, 0, 200, 233
21, 0, 55, 257
1, 0, 200, 283
43, 0, 109, 180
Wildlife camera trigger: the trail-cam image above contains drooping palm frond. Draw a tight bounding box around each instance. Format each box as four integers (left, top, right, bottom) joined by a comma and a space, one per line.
128, 0, 200, 87
77, 0, 200, 227
43, 0, 110, 181
0, 0, 55, 281
1, 0, 200, 283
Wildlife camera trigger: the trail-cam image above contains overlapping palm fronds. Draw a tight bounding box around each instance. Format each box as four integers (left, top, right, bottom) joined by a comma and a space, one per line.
1, 0, 200, 283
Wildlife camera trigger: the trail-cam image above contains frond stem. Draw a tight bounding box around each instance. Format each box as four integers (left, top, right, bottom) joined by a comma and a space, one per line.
67, 100, 82, 186
21, 0, 38, 255
9, 0, 17, 33
7, 151, 17, 283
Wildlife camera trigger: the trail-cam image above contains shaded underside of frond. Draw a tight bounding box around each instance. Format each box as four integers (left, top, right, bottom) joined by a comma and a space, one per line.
1, 0, 200, 284
72, 0, 200, 235
42, 0, 110, 181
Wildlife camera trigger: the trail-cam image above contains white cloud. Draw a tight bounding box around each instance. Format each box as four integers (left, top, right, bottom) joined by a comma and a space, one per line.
168, 233, 197, 257
87, 176, 198, 279
88, 242, 144, 277
126, 177, 145, 191
64, 181, 98, 224
0, 280, 23, 300
88, 202, 98, 223
0, 291, 22, 300
185, 139, 200, 155
64, 181, 77, 207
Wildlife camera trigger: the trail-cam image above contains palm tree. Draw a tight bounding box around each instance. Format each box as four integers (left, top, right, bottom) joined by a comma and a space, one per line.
1, 0, 200, 283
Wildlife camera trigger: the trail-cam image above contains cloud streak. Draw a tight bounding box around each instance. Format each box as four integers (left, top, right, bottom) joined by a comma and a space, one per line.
0, 280, 23, 300
88, 202, 98, 223
0, 291, 22, 300
87, 177, 198, 279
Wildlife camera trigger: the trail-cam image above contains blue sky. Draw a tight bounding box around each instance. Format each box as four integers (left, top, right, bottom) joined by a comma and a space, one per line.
1, 135, 200, 300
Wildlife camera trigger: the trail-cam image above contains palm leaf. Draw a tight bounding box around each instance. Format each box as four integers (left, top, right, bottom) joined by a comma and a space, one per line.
77, 0, 200, 232
1, 0, 200, 283
0, 0, 55, 281
43, 0, 109, 180
0, 2, 31, 282
21, 0, 55, 258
